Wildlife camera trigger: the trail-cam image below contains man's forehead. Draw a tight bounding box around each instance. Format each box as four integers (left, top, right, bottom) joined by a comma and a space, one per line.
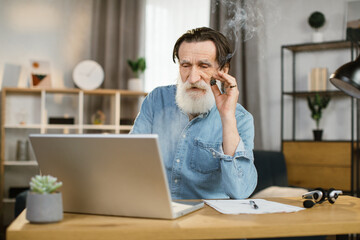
178, 41, 217, 62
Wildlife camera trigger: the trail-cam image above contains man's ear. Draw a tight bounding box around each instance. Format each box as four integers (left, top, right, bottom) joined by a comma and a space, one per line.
222, 63, 230, 74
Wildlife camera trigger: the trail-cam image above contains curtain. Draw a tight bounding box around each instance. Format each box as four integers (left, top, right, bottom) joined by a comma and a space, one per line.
210, 0, 263, 149
88, 0, 144, 125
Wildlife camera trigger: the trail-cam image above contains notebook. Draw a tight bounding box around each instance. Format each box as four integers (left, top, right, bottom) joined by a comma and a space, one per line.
28, 134, 204, 219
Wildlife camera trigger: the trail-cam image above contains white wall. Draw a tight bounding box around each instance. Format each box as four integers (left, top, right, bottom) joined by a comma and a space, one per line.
254, 0, 356, 150
0, 0, 93, 89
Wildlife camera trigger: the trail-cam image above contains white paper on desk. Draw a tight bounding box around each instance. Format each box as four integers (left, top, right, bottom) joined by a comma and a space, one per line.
204, 199, 305, 214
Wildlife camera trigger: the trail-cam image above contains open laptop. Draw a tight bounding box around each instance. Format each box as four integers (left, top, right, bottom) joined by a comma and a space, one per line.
28, 134, 204, 219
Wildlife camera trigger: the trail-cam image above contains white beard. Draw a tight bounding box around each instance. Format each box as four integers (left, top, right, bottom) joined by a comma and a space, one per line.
175, 77, 215, 115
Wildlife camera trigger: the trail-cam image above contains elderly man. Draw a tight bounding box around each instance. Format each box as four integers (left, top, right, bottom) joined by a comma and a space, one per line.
131, 27, 257, 199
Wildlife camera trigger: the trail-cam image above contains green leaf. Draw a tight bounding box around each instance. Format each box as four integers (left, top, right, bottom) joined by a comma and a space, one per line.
29, 175, 62, 194
127, 57, 146, 78
307, 93, 331, 129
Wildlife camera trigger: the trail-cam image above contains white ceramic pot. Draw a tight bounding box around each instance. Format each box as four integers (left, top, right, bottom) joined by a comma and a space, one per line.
26, 192, 63, 223
312, 32, 323, 43
128, 78, 143, 91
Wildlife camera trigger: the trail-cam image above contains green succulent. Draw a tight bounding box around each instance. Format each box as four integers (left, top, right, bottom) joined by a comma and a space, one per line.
29, 175, 63, 194
307, 93, 331, 129
127, 57, 146, 78
308, 11, 326, 29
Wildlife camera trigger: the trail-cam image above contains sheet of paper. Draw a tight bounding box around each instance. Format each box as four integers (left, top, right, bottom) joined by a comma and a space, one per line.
204, 199, 305, 214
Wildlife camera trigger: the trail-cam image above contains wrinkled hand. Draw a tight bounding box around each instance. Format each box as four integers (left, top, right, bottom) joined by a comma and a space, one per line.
210, 71, 240, 156
210, 71, 239, 120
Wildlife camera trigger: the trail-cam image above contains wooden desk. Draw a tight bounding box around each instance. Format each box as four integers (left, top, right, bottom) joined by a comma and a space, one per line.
6, 196, 360, 240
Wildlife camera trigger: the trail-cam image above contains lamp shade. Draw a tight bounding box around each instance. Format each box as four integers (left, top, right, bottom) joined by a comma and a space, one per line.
329, 55, 360, 98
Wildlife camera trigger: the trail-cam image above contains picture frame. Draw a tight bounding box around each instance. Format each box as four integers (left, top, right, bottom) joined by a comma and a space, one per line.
29, 60, 52, 88
344, 1, 360, 41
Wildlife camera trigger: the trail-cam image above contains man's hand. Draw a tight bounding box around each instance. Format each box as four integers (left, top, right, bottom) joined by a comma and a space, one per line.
210, 71, 240, 156
210, 71, 239, 119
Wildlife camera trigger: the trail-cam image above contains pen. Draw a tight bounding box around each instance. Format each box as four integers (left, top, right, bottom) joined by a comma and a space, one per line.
249, 200, 258, 209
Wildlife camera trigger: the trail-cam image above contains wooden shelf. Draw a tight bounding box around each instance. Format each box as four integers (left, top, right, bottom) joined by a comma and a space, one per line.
282, 40, 354, 52
82, 124, 118, 130
3, 87, 148, 96
283, 141, 351, 191
4, 124, 42, 129
1, 87, 145, 220
4, 161, 38, 166
3, 198, 16, 204
283, 90, 348, 97
281, 41, 355, 192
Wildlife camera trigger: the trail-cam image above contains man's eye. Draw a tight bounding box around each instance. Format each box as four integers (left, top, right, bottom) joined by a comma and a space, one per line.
181, 64, 190, 68
201, 65, 209, 69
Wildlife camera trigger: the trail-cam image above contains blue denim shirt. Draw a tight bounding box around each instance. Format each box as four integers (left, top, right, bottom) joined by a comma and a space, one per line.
130, 85, 257, 199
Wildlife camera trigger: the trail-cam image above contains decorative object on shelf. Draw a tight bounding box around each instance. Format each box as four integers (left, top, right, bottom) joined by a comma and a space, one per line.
26, 175, 63, 223
307, 93, 331, 141
73, 60, 104, 90
127, 57, 146, 91
308, 68, 328, 91
30, 60, 52, 88
16, 140, 29, 161
345, 1, 360, 41
48, 117, 75, 125
308, 11, 326, 43
91, 110, 106, 125
15, 110, 28, 125
1, 63, 21, 90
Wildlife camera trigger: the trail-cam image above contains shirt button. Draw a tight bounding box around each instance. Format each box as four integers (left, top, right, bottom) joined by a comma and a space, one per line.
212, 152, 216, 156
174, 179, 178, 183
176, 159, 180, 163
182, 134, 186, 138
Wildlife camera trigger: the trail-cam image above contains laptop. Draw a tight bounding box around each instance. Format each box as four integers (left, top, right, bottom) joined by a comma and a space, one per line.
28, 134, 204, 219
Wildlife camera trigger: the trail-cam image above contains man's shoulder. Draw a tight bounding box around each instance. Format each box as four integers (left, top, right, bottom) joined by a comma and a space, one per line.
145, 84, 177, 105
149, 84, 176, 96
235, 103, 253, 120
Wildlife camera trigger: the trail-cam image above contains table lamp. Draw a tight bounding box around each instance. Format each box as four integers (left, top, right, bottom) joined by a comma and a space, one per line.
329, 48, 360, 196
329, 54, 360, 98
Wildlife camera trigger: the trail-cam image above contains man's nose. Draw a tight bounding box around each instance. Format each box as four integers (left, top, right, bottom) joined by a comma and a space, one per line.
188, 67, 202, 84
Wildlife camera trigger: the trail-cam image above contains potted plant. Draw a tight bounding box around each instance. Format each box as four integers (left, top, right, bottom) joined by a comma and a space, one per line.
127, 57, 146, 91
26, 175, 63, 223
307, 93, 331, 141
308, 11, 326, 42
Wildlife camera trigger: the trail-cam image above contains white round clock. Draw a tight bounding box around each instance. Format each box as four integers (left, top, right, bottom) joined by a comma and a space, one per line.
73, 60, 104, 90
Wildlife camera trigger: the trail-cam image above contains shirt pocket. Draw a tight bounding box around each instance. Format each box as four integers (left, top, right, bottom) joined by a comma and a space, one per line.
190, 139, 221, 174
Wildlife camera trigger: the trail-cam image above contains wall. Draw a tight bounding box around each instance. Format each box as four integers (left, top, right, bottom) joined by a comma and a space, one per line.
0, 0, 93, 89
253, 0, 356, 150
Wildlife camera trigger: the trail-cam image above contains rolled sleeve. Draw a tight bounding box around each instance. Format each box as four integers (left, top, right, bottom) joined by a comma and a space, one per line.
211, 108, 257, 199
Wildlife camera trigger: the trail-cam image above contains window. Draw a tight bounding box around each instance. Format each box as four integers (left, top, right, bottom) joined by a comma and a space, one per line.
144, 0, 210, 92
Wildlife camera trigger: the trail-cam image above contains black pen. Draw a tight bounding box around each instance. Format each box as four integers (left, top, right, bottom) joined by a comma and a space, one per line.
249, 200, 259, 209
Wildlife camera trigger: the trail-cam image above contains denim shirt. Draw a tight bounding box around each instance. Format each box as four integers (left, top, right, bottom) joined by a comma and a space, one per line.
130, 85, 257, 200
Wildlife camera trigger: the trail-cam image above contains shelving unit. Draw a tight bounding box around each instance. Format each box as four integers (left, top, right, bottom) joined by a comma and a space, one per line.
0, 87, 146, 227
280, 40, 356, 192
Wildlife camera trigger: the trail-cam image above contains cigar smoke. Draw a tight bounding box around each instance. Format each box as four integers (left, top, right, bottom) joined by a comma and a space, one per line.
212, 0, 264, 62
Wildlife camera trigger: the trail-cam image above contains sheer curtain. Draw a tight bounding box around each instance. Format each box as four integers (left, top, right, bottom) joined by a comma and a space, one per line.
144, 0, 211, 92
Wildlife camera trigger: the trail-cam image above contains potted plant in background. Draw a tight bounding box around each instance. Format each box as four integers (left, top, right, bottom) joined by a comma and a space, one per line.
127, 57, 146, 91
307, 93, 331, 141
26, 175, 63, 223
308, 11, 326, 42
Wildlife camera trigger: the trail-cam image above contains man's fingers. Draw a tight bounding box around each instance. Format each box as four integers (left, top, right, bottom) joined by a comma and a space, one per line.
210, 79, 222, 97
